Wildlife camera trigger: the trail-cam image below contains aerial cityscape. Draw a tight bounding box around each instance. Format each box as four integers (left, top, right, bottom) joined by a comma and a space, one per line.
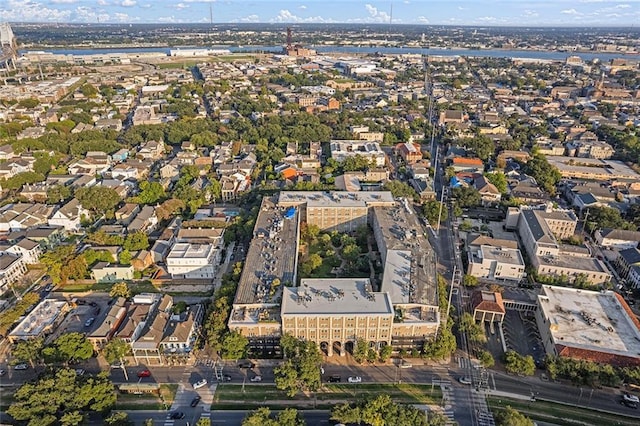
0, 3, 640, 426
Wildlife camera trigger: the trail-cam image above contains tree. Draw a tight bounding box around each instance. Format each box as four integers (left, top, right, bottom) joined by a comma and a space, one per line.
119, 249, 132, 265
8, 369, 116, 424
221, 331, 248, 360
76, 186, 120, 216
12, 337, 44, 368
102, 338, 130, 365
61, 411, 84, 426
353, 338, 369, 364
51, 332, 94, 364
458, 313, 486, 343
274, 336, 322, 397
495, 406, 534, 426
585, 206, 636, 232
460, 135, 495, 161
478, 349, 495, 368
462, 274, 479, 287
301, 253, 323, 276
80, 83, 99, 98
452, 186, 481, 208
196, 419, 212, 426
105, 411, 132, 426
47, 185, 72, 204
156, 198, 186, 221
521, 154, 561, 196
382, 180, 418, 199
123, 232, 149, 251
485, 172, 508, 194
503, 350, 535, 376
131, 181, 166, 205
379, 344, 393, 362
110, 282, 131, 299
423, 200, 447, 226
331, 395, 437, 426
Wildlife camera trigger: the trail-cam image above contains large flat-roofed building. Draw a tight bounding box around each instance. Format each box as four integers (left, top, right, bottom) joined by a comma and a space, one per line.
536, 286, 640, 367
165, 242, 221, 279
281, 278, 394, 356
228, 197, 300, 355
8, 299, 70, 343
516, 206, 610, 284
278, 191, 394, 232
371, 199, 440, 348
329, 140, 386, 167
546, 156, 640, 181
467, 245, 525, 282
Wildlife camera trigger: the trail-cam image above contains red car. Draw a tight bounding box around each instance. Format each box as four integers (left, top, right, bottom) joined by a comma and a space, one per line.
137, 369, 151, 378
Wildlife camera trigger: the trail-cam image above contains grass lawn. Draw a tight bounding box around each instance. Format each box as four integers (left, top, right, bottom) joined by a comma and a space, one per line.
487, 396, 640, 426
115, 386, 178, 411
157, 61, 198, 69
61, 281, 159, 293
213, 384, 442, 409
212, 55, 256, 62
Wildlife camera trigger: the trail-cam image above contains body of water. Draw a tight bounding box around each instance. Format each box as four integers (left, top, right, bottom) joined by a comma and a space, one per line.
19, 45, 638, 62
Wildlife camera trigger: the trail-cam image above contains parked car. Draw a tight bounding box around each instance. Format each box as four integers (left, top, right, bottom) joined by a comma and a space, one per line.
328, 375, 341, 383
238, 361, 256, 369
14, 363, 28, 370
193, 379, 208, 389
169, 412, 185, 420
348, 376, 362, 383
84, 317, 95, 327
0, 369, 6, 376
137, 369, 151, 378
399, 360, 412, 369
218, 374, 232, 382
458, 377, 472, 385
75, 369, 85, 376
190, 396, 201, 407
110, 362, 123, 369
250, 375, 262, 382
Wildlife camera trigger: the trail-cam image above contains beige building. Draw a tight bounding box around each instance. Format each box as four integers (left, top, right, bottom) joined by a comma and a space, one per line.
281, 278, 394, 356
466, 236, 525, 282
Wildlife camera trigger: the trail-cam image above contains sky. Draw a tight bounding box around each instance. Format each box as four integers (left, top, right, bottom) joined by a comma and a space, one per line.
1, 0, 639, 26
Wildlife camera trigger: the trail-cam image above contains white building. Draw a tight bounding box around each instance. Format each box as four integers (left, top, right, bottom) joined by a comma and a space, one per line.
166, 243, 221, 279
467, 243, 525, 282
330, 140, 386, 167
0, 252, 27, 295
595, 228, 640, 251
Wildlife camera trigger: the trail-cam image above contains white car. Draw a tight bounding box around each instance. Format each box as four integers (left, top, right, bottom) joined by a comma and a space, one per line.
75, 368, 85, 376
399, 361, 412, 369
14, 363, 28, 370
458, 377, 472, 385
348, 376, 362, 383
193, 379, 208, 390
250, 375, 262, 382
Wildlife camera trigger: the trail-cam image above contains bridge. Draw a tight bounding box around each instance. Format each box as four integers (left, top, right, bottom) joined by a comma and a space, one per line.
1, 22, 18, 72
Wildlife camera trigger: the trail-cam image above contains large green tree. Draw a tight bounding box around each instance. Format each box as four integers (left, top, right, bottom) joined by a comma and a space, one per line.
221, 331, 248, 360
8, 369, 116, 424
494, 406, 534, 426
12, 337, 44, 368
76, 186, 120, 216
47, 332, 94, 364
274, 335, 322, 397
521, 154, 561, 196
331, 395, 446, 426
503, 350, 535, 376
423, 200, 447, 226
242, 407, 305, 426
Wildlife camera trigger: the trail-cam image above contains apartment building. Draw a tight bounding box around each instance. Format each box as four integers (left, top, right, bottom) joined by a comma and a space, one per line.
281, 278, 394, 355
165, 242, 221, 279
329, 140, 386, 167
466, 236, 525, 282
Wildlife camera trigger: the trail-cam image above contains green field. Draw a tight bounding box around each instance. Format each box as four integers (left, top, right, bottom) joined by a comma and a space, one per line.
213, 383, 442, 409
488, 397, 640, 426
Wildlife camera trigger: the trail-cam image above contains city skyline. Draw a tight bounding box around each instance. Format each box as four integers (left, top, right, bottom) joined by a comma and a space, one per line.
2, 0, 640, 27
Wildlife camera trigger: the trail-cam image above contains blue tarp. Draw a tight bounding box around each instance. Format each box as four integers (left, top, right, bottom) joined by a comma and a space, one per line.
284, 207, 296, 219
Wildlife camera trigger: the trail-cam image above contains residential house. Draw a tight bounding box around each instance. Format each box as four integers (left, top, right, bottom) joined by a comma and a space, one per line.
0, 144, 15, 160
451, 157, 484, 173
137, 140, 165, 160
87, 297, 127, 350
166, 242, 221, 279
395, 142, 423, 164
48, 198, 88, 232
438, 110, 467, 126
127, 205, 158, 234
6, 238, 42, 264
91, 262, 134, 283
614, 248, 640, 287
474, 176, 502, 203
131, 250, 154, 272
115, 204, 141, 226
111, 148, 129, 163
0, 203, 56, 232
67, 156, 111, 176
0, 252, 27, 295
220, 173, 251, 201
595, 229, 640, 251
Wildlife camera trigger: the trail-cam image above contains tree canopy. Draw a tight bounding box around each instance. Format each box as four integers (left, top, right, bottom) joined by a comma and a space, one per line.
274, 335, 322, 397
8, 369, 116, 425
331, 395, 447, 426
76, 186, 121, 216
242, 407, 305, 426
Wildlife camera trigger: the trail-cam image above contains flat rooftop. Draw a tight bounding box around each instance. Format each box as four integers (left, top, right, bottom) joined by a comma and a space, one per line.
538, 286, 640, 358
374, 203, 438, 306
278, 191, 395, 208
546, 156, 640, 180
281, 278, 393, 316
480, 245, 525, 266
537, 254, 610, 275
9, 299, 68, 340
166, 242, 216, 260
233, 197, 299, 305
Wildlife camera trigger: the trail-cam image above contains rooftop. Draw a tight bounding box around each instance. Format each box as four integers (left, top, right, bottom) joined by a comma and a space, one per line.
278, 191, 394, 208
281, 278, 393, 316
479, 245, 525, 266
546, 156, 640, 180
166, 243, 217, 260
9, 299, 68, 340
537, 253, 610, 274
373, 202, 438, 307
233, 197, 299, 305
538, 286, 640, 359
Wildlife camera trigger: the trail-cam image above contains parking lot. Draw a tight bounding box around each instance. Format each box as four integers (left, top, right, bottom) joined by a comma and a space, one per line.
48, 295, 112, 342
501, 310, 545, 367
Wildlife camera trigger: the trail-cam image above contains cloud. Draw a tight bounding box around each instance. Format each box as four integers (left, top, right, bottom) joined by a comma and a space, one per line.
417, 16, 429, 23
270, 9, 331, 23
120, 0, 136, 6
560, 8, 581, 14
1, 0, 72, 22
523, 9, 539, 17
299, 5, 306, 9
174, 2, 189, 9
97, 0, 109, 5
51, 0, 78, 3
364, 4, 391, 23
233, 14, 259, 23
